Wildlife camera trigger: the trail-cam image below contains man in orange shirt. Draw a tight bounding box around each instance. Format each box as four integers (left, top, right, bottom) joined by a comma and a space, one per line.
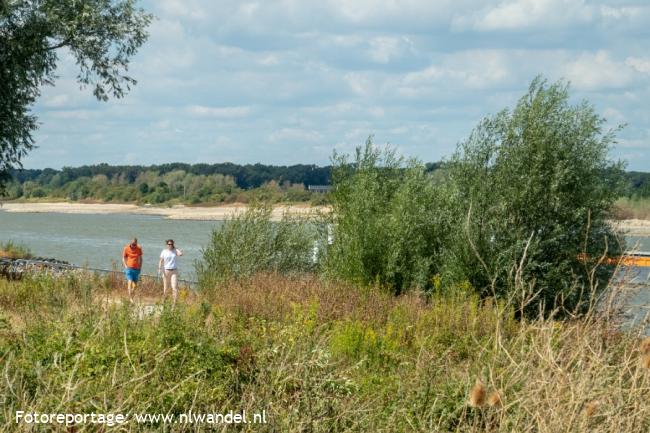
122, 237, 143, 301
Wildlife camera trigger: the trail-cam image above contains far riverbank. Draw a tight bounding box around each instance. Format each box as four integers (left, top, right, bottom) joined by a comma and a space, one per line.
0, 201, 330, 221
2, 202, 649, 235
611, 219, 650, 238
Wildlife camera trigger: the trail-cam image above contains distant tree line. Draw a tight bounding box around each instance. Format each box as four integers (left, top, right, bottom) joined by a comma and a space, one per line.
2, 160, 648, 205
3, 163, 332, 205
10, 162, 332, 189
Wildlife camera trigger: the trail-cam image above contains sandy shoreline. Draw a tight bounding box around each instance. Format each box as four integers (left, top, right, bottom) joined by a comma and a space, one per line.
610, 219, 650, 237
0, 201, 329, 221
1, 202, 649, 234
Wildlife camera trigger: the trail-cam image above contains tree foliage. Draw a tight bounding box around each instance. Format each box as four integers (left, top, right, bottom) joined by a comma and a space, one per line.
444, 77, 626, 315
196, 204, 317, 289
324, 78, 626, 316
4, 165, 326, 204
10, 161, 332, 190
0, 0, 152, 187
324, 139, 452, 294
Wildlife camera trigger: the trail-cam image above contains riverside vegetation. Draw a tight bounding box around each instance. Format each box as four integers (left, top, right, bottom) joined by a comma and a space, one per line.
4, 159, 650, 211
1, 78, 650, 431
3, 149, 649, 212
1, 270, 649, 431
0, 241, 32, 260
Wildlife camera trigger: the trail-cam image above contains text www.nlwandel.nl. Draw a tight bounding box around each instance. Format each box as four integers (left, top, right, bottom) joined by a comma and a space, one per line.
15, 410, 268, 427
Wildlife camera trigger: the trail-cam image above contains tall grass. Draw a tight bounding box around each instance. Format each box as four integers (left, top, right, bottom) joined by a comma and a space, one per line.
0, 241, 32, 259
1, 271, 648, 432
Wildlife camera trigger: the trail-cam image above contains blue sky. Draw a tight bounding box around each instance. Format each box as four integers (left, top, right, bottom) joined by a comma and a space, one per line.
26, 0, 650, 170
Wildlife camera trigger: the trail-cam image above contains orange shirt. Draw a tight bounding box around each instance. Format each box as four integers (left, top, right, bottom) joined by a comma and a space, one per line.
123, 244, 143, 269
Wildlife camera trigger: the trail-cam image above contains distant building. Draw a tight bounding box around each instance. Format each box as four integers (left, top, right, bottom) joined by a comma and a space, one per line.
307, 185, 332, 193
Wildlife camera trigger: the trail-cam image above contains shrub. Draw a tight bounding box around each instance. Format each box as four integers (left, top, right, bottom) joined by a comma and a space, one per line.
444, 77, 626, 316
324, 139, 452, 294
196, 203, 318, 290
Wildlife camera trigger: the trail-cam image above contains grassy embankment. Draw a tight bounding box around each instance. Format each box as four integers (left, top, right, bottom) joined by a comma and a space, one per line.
1, 271, 649, 432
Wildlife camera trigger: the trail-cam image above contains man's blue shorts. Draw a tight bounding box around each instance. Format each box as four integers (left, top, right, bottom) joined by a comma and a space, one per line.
125, 267, 141, 282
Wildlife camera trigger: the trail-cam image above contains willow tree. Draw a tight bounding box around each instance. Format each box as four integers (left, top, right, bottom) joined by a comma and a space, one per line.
0, 0, 152, 188
325, 139, 453, 294
445, 77, 626, 316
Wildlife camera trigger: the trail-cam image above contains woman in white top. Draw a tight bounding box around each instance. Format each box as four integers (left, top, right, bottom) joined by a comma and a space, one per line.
158, 239, 183, 303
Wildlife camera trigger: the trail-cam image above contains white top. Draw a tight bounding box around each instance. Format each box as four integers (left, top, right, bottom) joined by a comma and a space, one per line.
160, 248, 180, 270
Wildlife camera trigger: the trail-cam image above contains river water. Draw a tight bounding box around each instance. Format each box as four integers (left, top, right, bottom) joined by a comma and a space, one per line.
0, 211, 648, 327
0, 211, 222, 280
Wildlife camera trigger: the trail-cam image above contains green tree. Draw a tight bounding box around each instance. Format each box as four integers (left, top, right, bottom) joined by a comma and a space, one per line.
0, 0, 152, 188
325, 139, 452, 294
445, 77, 626, 316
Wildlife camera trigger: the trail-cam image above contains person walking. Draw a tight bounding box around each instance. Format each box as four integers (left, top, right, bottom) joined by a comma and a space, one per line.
158, 239, 183, 303
122, 237, 143, 302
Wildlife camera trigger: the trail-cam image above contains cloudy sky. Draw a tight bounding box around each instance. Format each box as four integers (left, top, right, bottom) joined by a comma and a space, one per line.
26, 0, 650, 170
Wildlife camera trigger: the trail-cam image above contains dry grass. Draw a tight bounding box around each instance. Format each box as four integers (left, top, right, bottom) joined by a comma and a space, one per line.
204, 273, 421, 324
0, 271, 649, 432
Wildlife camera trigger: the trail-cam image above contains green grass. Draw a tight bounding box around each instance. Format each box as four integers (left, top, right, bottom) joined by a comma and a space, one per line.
1, 272, 649, 432
0, 241, 33, 259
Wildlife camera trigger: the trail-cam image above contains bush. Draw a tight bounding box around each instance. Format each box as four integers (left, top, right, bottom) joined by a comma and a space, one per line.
196, 203, 318, 290
324, 139, 452, 294
444, 77, 626, 316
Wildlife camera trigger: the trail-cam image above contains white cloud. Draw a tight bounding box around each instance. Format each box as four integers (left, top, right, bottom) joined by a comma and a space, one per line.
602, 107, 625, 123
564, 51, 633, 90
329, 0, 423, 23
401, 50, 512, 93
152, 119, 171, 129
302, 102, 358, 115
25, 0, 650, 171
344, 72, 373, 96
599, 5, 644, 20
258, 54, 280, 66
367, 36, 413, 64
239, 2, 260, 16
454, 0, 594, 31
326, 0, 473, 27
269, 128, 323, 143
402, 65, 444, 90
187, 105, 254, 118
42, 94, 70, 108
158, 0, 208, 21
617, 138, 648, 149
626, 57, 650, 74
368, 106, 385, 118
48, 110, 97, 121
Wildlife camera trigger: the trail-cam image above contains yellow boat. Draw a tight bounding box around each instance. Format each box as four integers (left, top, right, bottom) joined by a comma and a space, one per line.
578, 252, 650, 267
618, 252, 650, 267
